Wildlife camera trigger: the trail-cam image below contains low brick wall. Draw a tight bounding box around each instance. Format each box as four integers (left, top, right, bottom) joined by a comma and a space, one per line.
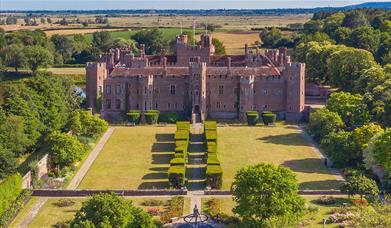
204, 190, 343, 195
32, 189, 187, 197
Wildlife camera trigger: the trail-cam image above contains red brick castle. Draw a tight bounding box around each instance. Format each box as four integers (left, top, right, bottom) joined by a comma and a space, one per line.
86, 33, 305, 122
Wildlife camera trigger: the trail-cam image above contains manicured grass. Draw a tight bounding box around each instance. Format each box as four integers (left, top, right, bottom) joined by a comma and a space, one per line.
218, 125, 342, 190
47, 67, 85, 75
201, 196, 351, 228
79, 126, 176, 189
12, 197, 189, 228
9, 197, 40, 227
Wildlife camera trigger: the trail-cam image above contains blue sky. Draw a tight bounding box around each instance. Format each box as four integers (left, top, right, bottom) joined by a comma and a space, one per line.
1, 0, 389, 10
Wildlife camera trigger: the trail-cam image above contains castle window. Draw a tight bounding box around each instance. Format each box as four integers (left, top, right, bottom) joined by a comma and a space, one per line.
105, 99, 111, 109
170, 85, 176, 95
115, 85, 121, 95
219, 85, 224, 95
115, 99, 121, 109
168, 103, 171, 109
263, 89, 268, 95
154, 88, 160, 94
155, 103, 158, 109
234, 87, 239, 96
216, 102, 221, 109
175, 103, 178, 109
263, 104, 268, 109
144, 86, 147, 95
276, 89, 283, 97
105, 85, 111, 94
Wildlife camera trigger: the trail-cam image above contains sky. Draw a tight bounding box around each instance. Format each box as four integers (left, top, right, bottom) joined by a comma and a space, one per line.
0, 0, 389, 10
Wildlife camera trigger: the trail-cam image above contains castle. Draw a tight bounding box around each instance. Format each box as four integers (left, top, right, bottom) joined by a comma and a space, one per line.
86, 33, 305, 123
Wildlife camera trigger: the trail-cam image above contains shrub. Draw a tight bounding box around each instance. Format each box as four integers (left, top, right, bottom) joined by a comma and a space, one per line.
54, 199, 75, 207
316, 196, 336, 205
176, 121, 190, 131
246, 111, 259, 126
168, 165, 185, 188
170, 157, 185, 166
160, 197, 184, 223
159, 112, 183, 123
0, 174, 22, 217
207, 156, 221, 165
207, 142, 217, 153
147, 207, 161, 216
206, 198, 221, 218
126, 110, 141, 123
205, 130, 217, 142
262, 113, 276, 125
141, 199, 163, 207
206, 165, 223, 189
0, 190, 31, 227
204, 121, 217, 130
144, 110, 160, 124
174, 130, 189, 140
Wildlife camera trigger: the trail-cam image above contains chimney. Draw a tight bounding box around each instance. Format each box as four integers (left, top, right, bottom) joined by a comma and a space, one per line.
227, 57, 231, 69
245, 44, 249, 56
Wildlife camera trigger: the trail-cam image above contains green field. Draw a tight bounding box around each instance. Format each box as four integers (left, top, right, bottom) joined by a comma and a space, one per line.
202, 196, 352, 228
78, 126, 176, 190
218, 125, 342, 190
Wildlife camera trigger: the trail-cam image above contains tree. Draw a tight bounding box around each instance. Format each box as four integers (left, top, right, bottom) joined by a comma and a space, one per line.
347, 26, 381, 54
111, 37, 138, 52
307, 108, 344, 141
70, 193, 154, 227
303, 20, 323, 34
51, 34, 74, 63
73, 34, 90, 52
212, 38, 226, 55
323, 12, 345, 36
259, 27, 282, 48
92, 31, 112, 52
40, 18, 45, 24
24, 45, 53, 72
78, 110, 108, 138
355, 66, 386, 93
353, 123, 384, 152
341, 174, 379, 199
47, 17, 52, 24
0, 146, 17, 180
131, 29, 167, 55
74, 46, 101, 63
364, 129, 391, 173
0, 44, 26, 73
342, 11, 368, 28
327, 47, 377, 91
67, 111, 82, 136
320, 130, 357, 167
6, 16, 17, 25
0, 115, 30, 156
332, 27, 351, 44
351, 197, 391, 227
47, 131, 86, 168
326, 92, 370, 128
231, 163, 305, 227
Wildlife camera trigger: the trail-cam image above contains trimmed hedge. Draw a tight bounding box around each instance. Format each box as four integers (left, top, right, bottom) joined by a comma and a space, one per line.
170, 158, 185, 166
246, 111, 259, 126
206, 165, 223, 189
176, 121, 190, 131
174, 130, 189, 140
205, 130, 217, 142
207, 142, 217, 153
207, 156, 221, 165
159, 112, 184, 123
262, 113, 277, 125
204, 121, 217, 130
0, 190, 32, 227
126, 110, 141, 123
168, 165, 185, 188
0, 174, 22, 217
144, 110, 160, 124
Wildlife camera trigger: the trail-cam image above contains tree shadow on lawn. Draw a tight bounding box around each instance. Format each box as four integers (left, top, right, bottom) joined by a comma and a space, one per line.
257, 133, 308, 146
282, 158, 334, 175
142, 172, 168, 180
152, 153, 174, 164
138, 181, 170, 189
299, 180, 344, 190
152, 142, 175, 152
155, 133, 175, 142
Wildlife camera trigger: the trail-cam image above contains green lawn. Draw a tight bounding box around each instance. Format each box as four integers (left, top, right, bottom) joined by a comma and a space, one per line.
79, 126, 176, 189
202, 196, 351, 228
218, 125, 342, 190
11, 197, 188, 228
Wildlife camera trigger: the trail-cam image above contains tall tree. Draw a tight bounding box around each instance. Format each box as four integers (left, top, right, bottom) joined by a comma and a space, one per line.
51, 34, 74, 63
342, 11, 368, 28
347, 26, 381, 54
131, 29, 167, 55
0, 44, 26, 73
92, 31, 112, 52
307, 108, 344, 141
232, 163, 305, 227
24, 45, 53, 72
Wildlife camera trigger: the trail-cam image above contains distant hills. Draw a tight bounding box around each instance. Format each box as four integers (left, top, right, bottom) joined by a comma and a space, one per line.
1, 2, 390, 14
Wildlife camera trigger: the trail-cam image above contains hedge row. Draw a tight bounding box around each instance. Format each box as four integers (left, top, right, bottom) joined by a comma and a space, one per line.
245, 111, 277, 126
168, 121, 190, 188
204, 121, 223, 189
0, 174, 23, 218
125, 110, 160, 124
159, 112, 185, 123
0, 190, 32, 227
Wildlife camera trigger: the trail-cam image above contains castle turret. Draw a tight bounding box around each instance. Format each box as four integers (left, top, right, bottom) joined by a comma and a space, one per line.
86, 62, 108, 112
189, 58, 207, 123
283, 62, 305, 121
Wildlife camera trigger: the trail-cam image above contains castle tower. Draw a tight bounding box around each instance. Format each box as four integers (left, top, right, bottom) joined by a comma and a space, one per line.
283, 63, 305, 121
189, 58, 207, 123
86, 62, 108, 112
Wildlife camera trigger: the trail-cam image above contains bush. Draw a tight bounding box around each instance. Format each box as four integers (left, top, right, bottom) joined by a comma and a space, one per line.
262, 113, 276, 125
176, 121, 190, 131
246, 111, 259, 126
204, 121, 217, 130
206, 198, 221, 218
144, 110, 160, 124
160, 197, 184, 223
141, 199, 163, 207
174, 130, 189, 140
170, 157, 185, 166
207, 142, 217, 153
126, 110, 141, 123
207, 156, 221, 165
159, 112, 184, 123
0, 189, 31, 227
168, 165, 185, 188
54, 199, 75, 207
0, 174, 22, 217
205, 130, 217, 142
206, 165, 223, 189
316, 196, 336, 205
